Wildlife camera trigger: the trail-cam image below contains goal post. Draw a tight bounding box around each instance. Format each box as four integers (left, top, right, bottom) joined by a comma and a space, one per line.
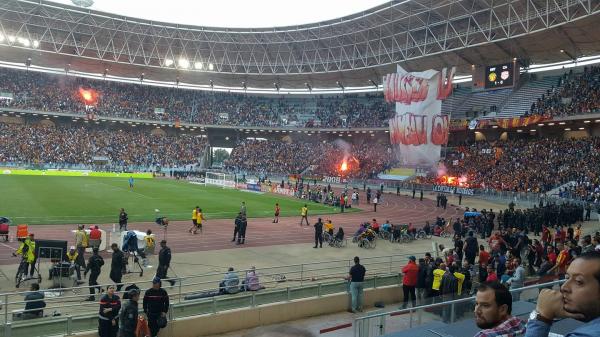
205, 172, 236, 188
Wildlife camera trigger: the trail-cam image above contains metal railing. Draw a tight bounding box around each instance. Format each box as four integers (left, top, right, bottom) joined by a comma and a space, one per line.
353, 279, 565, 337
0, 252, 424, 337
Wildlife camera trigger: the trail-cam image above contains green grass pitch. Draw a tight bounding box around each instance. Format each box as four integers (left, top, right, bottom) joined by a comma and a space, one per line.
0, 176, 352, 225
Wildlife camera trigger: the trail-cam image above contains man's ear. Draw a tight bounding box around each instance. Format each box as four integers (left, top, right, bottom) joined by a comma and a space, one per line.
498, 303, 509, 317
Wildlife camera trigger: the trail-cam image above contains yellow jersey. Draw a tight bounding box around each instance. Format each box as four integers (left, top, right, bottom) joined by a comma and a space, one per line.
192, 209, 198, 220
454, 272, 465, 295
197, 212, 204, 224
324, 222, 334, 232
301, 207, 308, 216
432, 269, 445, 290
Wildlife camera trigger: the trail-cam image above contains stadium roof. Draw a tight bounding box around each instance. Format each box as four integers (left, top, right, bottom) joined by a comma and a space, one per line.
0, 0, 599, 90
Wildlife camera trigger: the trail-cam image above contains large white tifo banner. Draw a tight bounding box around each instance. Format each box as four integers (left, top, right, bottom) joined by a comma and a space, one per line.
384, 66, 455, 167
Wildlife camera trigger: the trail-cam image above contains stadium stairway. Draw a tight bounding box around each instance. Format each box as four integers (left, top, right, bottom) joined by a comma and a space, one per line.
497, 75, 561, 118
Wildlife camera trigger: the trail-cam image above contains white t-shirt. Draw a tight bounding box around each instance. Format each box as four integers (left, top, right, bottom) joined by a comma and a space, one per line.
373, 197, 378, 204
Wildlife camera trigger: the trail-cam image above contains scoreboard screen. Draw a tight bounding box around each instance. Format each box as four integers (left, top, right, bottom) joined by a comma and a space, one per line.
485, 62, 514, 89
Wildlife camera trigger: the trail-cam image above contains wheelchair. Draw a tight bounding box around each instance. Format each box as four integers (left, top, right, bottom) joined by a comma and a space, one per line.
358, 236, 376, 249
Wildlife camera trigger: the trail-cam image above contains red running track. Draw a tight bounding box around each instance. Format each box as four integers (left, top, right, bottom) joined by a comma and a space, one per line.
0, 193, 462, 265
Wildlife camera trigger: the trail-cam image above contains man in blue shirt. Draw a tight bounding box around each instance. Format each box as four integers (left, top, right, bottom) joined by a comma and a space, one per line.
128, 176, 134, 189
525, 251, 600, 337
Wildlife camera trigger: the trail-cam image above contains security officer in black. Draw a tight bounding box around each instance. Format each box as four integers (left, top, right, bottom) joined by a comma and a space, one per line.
118, 288, 139, 337
157, 240, 175, 286
110, 243, 124, 291
313, 218, 324, 248
85, 247, 104, 301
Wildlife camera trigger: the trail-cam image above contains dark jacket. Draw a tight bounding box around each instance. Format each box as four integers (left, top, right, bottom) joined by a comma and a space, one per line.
118, 299, 138, 334
158, 246, 172, 267
143, 287, 170, 314
111, 249, 124, 273
119, 212, 128, 224
416, 262, 428, 289
86, 254, 104, 274
24, 291, 46, 316
99, 293, 121, 321
440, 271, 458, 296
314, 221, 323, 234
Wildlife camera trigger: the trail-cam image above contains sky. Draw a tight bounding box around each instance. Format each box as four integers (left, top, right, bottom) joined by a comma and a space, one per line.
49, 0, 390, 28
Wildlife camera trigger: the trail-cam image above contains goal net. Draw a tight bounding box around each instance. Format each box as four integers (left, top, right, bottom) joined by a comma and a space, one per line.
205, 172, 236, 188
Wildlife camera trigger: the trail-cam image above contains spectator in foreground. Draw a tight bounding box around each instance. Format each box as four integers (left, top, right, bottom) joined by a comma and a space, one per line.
401, 256, 419, 309
23, 283, 46, 319
143, 277, 170, 337
244, 266, 265, 291
473, 282, 525, 337
219, 267, 240, 294
525, 251, 600, 337
346, 256, 366, 313
98, 285, 120, 337
119, 288, 139, 337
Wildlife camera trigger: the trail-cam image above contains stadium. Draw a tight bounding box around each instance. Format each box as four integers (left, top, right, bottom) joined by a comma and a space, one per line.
0, 0, 599, 336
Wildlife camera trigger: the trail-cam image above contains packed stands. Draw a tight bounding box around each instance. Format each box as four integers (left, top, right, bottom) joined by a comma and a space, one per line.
529, 66, 600, 117
438, 138, 600, 194
0, 122, 207, 169
0, 68, 394, 128
225, 140, 395, 179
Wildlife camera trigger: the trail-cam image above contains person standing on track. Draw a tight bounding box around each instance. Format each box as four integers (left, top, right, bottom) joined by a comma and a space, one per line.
128, 176, 134, 190
233, 212, 242, 242
300, 204, 309, 226
85, 247, 104, 301
237, 215, 248, 245
189, 206, 199, 233
75, 225, 88, 270
157, 240, 176, 286
109, 243, 124, 291
313, 218, 324, 249
373, 196, 378, 212
273, 203, 280, 223
118, 208, 128, 232
13, 233, 36, 278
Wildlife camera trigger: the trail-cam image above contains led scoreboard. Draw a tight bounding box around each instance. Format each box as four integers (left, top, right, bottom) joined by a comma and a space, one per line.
485, 62, 514, 89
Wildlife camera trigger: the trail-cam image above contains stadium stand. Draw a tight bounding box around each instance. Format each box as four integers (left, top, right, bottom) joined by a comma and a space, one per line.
0, 68, 394, 128
437, 138, 600, 194
225, 139, 395, 179
530, 66, 600, 117
0, 122, 207, 169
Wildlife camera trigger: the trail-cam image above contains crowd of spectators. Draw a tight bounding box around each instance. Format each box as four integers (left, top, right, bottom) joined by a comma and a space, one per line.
439, 138, 600, 195
225, 139, 395, 179
0, 68, 393, 128
529, 66, 600, 117
0, 122, 206, 168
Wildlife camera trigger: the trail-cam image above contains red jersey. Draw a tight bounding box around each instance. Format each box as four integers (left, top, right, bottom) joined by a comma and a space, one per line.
486, 272, 498, 282
479, 250, 491, 266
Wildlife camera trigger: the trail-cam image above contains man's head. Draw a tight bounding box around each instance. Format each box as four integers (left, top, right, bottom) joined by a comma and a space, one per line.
160, 240, 167, 248
30, 283, 40, 291
487, 265, 495, 274
561, 251, 600, 322
28, 233, 34, 241
111, 243, 119, 251
474, 282, 513, 329
128, 288, 140, 302
107, 285, 115, 296
120, 208, 124, 212
354, 256, 360, 265
438, 263, 447, 271
92, 247, 99, 255
408, 256, 416, 263
152, 276, 161, 288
